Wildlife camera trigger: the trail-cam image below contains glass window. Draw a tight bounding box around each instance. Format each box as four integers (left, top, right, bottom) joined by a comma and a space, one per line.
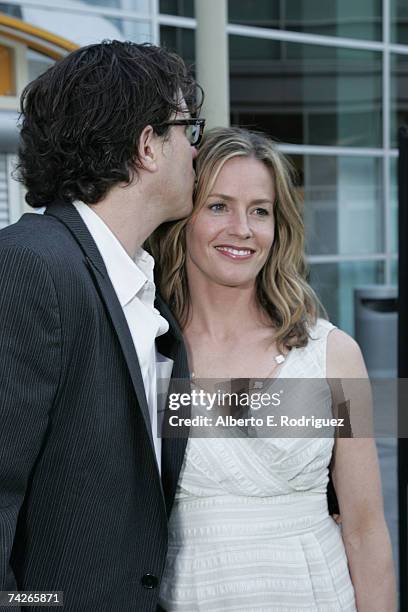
51, 0, 150, 8
27, 49, 54, 83
160, 26, 195, 62
105, 18, 152, 41
289, 154, 383, 256
391, 0, 408, 44
229, 36, 280, 60
74, 0, 121, 6
228, 0, 382, 42
159, 0, 194, 18
230, 37, 382, 147
0, 3, 22, 18
390, 157, 398, 254
309, 261, 385, 334
0, 154, 10, 229
228, 0, 280, 29
391, 54, 408, 148
391, 258, 398, 286
20, 4, 152, 45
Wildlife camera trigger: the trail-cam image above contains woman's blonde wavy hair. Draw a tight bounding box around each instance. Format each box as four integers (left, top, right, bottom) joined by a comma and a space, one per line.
148, 126, 325, 349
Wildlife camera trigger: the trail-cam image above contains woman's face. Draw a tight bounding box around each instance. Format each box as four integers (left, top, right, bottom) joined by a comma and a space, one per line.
186, 156, 275, 289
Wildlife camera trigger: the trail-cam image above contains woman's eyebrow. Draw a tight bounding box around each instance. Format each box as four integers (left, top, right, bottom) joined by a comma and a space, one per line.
250, 199, 274, 205
208, 193, 273, 205
208, 192, 235, 200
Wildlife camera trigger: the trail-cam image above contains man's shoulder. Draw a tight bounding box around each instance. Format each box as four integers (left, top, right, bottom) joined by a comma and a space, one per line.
0, 212, 88, 287
0, 212, 79, 258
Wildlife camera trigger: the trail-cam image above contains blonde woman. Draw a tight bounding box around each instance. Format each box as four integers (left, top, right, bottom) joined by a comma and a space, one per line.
150, 127, 396, 611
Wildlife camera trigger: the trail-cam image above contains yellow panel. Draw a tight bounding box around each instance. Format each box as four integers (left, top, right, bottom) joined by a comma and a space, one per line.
0, 44, 15, 95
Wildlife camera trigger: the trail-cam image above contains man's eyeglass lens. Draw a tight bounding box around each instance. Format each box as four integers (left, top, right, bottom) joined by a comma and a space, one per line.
162, 119, 205, 146
186, 124, 200, 146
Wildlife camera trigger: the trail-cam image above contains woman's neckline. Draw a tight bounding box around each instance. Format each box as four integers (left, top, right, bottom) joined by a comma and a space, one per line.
189, 345, 298, 382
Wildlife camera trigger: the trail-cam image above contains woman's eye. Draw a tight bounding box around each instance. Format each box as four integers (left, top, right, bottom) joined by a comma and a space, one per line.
253, 207, 270, 216
208, 202, 226, 212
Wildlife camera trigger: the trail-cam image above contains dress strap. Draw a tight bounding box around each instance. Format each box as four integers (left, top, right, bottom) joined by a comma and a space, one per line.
307, 318, 337, 377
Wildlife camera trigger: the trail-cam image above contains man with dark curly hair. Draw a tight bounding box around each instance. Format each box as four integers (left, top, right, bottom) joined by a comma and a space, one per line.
0, 40, 204, 612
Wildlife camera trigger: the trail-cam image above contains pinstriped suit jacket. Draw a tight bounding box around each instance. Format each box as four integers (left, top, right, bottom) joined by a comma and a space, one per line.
0, 202, 188, 611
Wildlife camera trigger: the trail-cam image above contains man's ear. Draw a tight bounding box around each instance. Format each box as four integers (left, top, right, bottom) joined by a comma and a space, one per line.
136, 125, 159, 172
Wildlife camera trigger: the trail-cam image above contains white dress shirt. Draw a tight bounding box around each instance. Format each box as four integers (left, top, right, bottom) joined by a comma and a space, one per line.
73, 201, 173, 472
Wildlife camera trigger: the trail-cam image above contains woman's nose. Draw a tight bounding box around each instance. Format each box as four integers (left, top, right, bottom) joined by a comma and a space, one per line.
227, 212, 253, 239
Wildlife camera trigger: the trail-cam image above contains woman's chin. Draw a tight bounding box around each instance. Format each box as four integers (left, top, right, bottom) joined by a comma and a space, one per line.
208, 273, 256, 289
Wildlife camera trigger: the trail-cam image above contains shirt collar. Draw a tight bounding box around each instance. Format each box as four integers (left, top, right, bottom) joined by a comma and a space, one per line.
73, 201, 154, 308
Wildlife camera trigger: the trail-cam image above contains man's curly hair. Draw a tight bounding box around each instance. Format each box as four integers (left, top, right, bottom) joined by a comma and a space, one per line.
17, 40, 201, 207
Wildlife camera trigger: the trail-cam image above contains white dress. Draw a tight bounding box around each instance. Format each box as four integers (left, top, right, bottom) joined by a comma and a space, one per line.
159, 319, 357, 612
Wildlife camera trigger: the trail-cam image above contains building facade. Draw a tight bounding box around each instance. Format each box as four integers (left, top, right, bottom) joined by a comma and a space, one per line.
0, 0, 407, 335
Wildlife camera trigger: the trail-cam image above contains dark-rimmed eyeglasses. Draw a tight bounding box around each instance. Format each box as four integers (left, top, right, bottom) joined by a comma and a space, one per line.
162, 118, 206, 147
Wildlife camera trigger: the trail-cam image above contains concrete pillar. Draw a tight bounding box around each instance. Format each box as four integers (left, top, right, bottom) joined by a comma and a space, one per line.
195, 0, 230, 128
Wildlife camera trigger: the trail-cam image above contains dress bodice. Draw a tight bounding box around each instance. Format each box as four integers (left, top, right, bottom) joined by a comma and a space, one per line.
175, 318, 336, 503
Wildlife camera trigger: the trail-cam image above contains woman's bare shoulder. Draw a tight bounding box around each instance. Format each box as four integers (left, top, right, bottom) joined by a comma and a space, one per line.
326, 328, 368, 378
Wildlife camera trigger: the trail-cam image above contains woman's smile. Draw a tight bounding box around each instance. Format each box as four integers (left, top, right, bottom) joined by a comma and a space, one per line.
214, 245, 256, 260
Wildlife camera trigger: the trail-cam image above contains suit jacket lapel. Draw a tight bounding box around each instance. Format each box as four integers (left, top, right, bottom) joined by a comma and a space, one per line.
45, 202, 153, 449
155, 294, 191, 517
